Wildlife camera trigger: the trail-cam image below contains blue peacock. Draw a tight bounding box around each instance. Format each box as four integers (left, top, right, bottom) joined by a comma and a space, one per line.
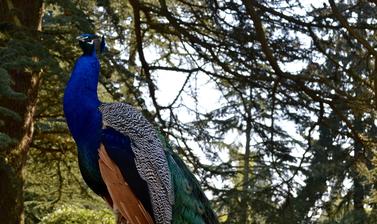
63, 34, 219, 224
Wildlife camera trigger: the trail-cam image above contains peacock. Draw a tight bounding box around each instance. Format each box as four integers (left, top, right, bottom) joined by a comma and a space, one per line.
63, 34, 219, 224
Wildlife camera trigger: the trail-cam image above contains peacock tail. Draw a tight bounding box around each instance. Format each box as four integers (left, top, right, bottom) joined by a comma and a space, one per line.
159, 133, 219, 224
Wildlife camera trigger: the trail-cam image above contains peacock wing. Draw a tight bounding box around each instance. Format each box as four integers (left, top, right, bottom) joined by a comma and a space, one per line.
99, 102, 174, 224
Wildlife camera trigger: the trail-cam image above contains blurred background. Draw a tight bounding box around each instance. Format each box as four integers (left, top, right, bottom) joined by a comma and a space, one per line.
1, 0, 377, 223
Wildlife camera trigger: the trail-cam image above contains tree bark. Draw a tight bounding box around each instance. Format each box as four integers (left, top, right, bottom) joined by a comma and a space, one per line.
352, 117, 366, 223
240, 117, 252, 224
0, 1, 43, 223
240, 87, 253, 224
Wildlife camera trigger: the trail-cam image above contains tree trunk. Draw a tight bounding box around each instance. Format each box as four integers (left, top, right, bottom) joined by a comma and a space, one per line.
240, 118, 252, 224
0, 1, 43, 223
352, 117, 366, 223
240, 87, 253, 224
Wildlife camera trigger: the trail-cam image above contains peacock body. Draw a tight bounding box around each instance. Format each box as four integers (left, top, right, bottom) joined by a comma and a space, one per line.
63, 34, 218, 224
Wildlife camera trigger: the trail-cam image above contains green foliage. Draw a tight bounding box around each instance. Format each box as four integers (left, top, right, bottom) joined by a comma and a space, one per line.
0, 35, 26, 153
0, 132, 16, 151
24, 113, 111, 223
0, 157, 20, 221
20, 1, 111, 222
0, 106, 22, 122
40, 205, 115, 224
1, 0, 376, 223
0, 67, 26, 100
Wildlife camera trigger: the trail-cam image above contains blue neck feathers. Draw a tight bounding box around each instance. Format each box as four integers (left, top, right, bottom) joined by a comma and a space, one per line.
64, 49, 101, 142
63, 49, 105, 195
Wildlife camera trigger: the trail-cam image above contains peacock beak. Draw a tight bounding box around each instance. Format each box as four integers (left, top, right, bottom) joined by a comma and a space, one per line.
76, 35, 88, 42
76, 34, 100, 43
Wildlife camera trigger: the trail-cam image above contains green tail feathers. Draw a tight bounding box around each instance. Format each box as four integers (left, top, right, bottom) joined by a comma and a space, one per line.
159, 133, 219, 224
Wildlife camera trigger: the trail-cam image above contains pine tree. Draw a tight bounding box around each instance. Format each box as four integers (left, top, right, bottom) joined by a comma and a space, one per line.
0, 1, 44, 223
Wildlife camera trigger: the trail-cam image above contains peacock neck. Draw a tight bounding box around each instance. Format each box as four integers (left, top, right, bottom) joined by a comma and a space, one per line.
63, 49, 108, 196
63, 50, 102, 149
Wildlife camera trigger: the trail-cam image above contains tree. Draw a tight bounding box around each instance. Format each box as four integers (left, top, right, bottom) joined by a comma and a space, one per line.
2, 0, 377, 223
0, 1, 44, 223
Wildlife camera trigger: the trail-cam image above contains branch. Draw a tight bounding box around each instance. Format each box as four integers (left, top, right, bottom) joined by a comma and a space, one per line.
128, 0, 166, 127
328, 0, 377, 110
367, 0, 377, 6
329, 0, 377, 57
375, 57, 377, 110
242, 0, 285, 77
162, 73, 192, 110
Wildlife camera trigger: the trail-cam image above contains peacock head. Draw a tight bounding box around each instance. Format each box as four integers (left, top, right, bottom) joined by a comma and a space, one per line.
77, 34, 106, 55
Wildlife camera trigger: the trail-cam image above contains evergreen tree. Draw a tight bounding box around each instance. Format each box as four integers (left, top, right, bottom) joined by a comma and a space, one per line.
2, 0, 377, 223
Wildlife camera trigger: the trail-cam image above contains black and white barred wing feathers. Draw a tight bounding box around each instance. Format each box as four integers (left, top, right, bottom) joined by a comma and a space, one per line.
99, 102, 174, 224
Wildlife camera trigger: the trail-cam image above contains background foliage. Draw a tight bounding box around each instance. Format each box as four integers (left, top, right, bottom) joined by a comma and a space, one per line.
2, 0, 377, 223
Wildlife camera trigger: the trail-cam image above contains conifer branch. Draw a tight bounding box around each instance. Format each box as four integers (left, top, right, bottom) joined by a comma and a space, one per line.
5, 0, 22, 26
